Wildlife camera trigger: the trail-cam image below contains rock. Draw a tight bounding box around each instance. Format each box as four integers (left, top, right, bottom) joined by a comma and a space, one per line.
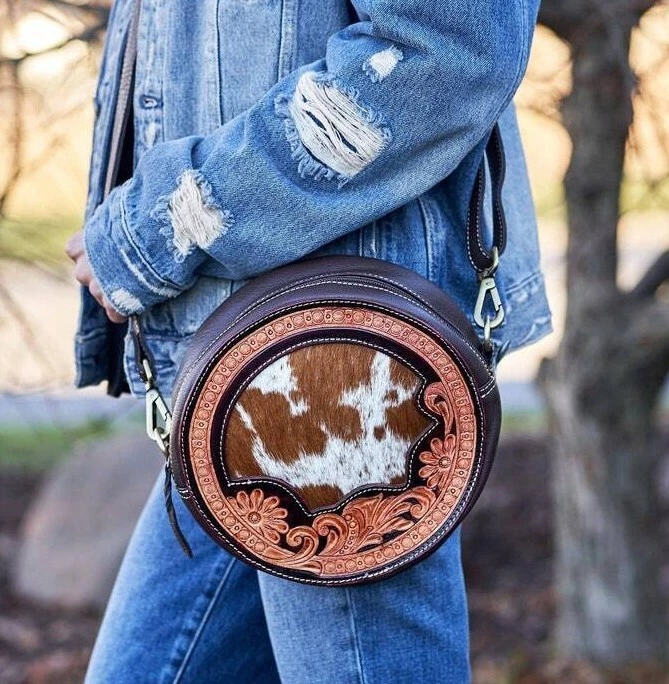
11, 433, 161, 610
0, 616, 41, 652
24, 650, 90, 684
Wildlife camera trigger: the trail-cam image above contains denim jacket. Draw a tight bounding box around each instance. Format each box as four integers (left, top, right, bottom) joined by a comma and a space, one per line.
76, 0, 552, 397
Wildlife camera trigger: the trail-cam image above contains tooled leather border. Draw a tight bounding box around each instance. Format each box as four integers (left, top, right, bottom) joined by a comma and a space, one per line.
183, 305, 479, 583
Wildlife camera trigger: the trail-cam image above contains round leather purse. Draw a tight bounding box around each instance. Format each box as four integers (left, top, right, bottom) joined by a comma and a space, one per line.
132, 126, 508, 586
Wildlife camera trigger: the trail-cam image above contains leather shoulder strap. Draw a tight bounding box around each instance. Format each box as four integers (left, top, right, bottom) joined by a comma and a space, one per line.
467, 125, 507, 274
103, 0, 141, 201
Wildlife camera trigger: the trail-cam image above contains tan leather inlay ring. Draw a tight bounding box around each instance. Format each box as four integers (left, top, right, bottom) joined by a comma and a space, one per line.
184, 306, 477, 581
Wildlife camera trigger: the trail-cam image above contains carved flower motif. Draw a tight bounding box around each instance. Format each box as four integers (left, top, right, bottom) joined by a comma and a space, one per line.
418, 434, 457, 490
228, 489, 289, 544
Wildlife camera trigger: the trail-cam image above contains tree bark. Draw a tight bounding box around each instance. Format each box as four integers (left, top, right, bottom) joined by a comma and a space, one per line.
537, 4, 669, 663
540, 330, 668, 662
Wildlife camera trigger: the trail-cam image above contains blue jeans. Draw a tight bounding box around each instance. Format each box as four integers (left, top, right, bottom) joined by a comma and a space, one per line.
85, 474, 471, 683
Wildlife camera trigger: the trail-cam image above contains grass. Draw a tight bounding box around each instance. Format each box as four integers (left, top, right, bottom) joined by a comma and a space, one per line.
0, 419, 113, 472
0, 215, 81, 267
501, 409, 547, 435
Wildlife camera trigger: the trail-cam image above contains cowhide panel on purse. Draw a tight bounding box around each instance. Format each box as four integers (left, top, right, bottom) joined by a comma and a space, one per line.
224, 343, 431, 510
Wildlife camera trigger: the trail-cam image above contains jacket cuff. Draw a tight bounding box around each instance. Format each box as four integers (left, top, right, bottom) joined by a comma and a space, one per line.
83, 185, 184, 316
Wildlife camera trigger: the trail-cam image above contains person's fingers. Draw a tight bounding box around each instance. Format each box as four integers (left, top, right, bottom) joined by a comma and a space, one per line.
88, 279, 105, 307
103, 298, 128, 324
74, 257, 93, 286
65, 231, 84, 261
87, 278, 127, 322
68, 233, 128, 323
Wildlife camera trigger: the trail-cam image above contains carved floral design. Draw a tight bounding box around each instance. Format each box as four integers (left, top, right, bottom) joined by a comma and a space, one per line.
418, 434, 457, 490
226, 489, 289, 544
273, 486, 437, 574
313, 486, 435, 555
424, 382, 454, 427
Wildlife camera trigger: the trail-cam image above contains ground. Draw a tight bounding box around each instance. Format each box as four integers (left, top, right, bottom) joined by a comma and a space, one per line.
0, 432, 667, 684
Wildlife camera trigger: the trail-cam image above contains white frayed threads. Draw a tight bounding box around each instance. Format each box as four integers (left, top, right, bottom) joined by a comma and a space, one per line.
145, 122, 159, 148
110, 288, 143, 313
166, 171, 233, 259
363, 46, 404, 83
287, 71, 389, 179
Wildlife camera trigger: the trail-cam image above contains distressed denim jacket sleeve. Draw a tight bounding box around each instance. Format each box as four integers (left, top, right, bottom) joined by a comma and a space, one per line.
84, 0, 540, 316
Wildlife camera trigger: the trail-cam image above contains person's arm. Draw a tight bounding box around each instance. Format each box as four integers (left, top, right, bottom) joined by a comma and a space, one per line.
83, 0, 539, 316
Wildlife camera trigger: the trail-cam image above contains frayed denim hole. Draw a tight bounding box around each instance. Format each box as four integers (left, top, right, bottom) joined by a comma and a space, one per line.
274, 70, 392, 189
153, 170, 234, 263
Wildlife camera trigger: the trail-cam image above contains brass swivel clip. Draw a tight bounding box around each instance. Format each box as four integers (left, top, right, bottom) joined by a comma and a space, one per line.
473, 247, 505, 353
142, 358, 172, 456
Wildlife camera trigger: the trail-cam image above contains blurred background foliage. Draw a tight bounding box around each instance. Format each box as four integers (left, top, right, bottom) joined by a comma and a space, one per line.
0, 1, 668, 682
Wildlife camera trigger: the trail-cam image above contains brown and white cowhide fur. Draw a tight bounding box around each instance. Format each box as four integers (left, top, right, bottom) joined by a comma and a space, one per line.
224, 343, 431, 510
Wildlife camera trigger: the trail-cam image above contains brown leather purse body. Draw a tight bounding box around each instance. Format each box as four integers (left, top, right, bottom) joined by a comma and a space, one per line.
131, 127, 509, 586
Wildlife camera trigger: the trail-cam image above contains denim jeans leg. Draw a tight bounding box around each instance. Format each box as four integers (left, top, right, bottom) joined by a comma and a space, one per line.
84, 473, 281, 684
258, 529, 470, 684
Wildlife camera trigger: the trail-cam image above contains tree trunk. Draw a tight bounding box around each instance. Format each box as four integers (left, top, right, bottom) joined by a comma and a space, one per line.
541, 341, 667, 661
537, 19, 668, 663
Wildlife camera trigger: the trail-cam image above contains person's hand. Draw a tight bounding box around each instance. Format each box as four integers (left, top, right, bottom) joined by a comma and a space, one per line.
66, 231, 127, 324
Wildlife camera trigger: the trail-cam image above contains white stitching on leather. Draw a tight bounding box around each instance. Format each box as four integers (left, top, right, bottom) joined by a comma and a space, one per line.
176, 296, 491, 423
471, 168, 486, 270
171, 276, 493, 404
207, 277, 491, 373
